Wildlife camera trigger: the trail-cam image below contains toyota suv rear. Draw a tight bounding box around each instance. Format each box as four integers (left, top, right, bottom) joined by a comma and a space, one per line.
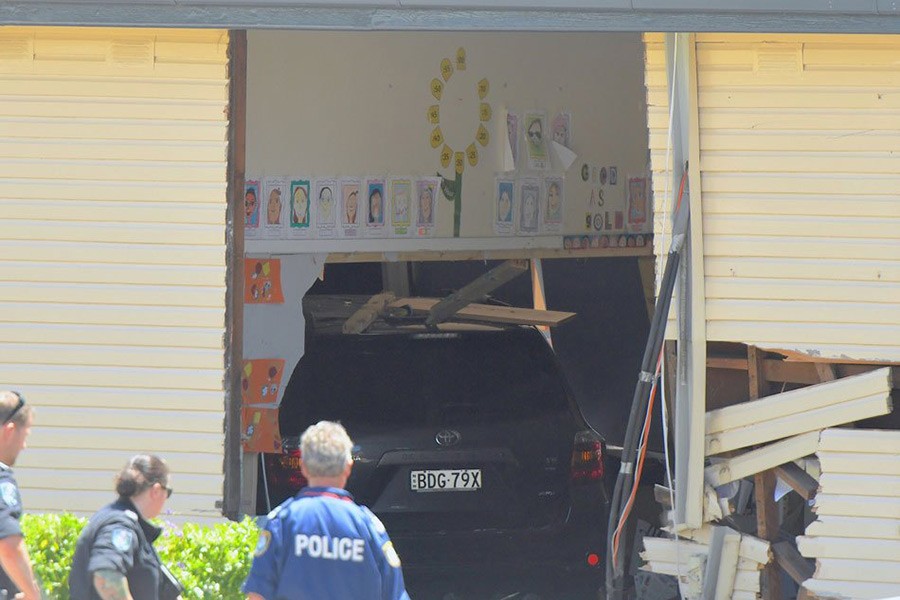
259, 295, 609, 590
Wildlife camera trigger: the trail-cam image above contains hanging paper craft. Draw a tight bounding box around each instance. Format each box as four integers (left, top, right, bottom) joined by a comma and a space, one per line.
287, 179, 311, 239
244, 180, 261, 238
365, 178, 386, 237
262, 178, 286, 238
542, 176, 564, 233
241, 407, 282, 453
518, 179, 541, 235
390, 178, 412, 237
494, 178, 515, 236
241, 358, 286, 405
504, 112, 519, 171
415, 177, 439, 237
425, 48, 491, 237
551, 112, 572, 148
314, 178, 337, 238
523, 111, 549, 171
628, 176, 648, 230
244, 258, 284, 304
340, 178, 361, 238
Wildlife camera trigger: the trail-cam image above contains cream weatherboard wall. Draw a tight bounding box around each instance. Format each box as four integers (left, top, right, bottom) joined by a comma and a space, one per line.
0, 27, 230, 520
645, 33, 900, 363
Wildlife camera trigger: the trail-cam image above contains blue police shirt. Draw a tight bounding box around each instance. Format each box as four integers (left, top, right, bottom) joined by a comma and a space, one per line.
243, 487, 410, 600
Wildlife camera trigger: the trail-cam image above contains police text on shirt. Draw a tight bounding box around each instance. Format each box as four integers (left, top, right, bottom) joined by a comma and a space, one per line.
295, 534, 365, 562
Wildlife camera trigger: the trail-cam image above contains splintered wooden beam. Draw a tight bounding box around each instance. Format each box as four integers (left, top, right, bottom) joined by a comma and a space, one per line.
342, 292, 395, 334
774, 462, 819, 501
772, 541, 815, 585
391, 297, 575, 327
424, 259, 528, 327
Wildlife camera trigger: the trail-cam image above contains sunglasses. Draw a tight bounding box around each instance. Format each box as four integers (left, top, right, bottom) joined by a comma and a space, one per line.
165, 486, 174, 499
4, 392, 25, 424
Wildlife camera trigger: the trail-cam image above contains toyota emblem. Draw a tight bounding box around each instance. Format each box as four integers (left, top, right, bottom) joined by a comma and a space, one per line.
435, 429, 461, 447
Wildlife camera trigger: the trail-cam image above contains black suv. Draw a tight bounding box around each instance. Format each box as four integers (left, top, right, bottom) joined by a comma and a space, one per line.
259, 295, 609, 595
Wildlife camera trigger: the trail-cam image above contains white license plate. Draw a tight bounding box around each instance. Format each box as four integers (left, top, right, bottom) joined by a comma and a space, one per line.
410, 469, 482, 492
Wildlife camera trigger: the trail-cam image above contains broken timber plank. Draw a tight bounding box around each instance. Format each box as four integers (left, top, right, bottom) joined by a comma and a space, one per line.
802, 578, 900, 600
705, 431, 821, 487
391, 297, 575, 327
818, 473, 900, 497
774, 462, 819, 501
804, 516, 900, 540
706, 367, 892, 436
813, 558, 900, 585
818, 428, 900, 454
706, 392, 892, 455
772, 541, 815, 585
812, 495, 900, 519
342, 292, 395, 334
424, 259, 528, 327
797, 536, 900, 561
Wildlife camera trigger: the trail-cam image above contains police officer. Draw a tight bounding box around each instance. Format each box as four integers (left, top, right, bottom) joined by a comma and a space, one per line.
69, 454, 182, 600
243, 421, 410, 600
0, 391, 41, 600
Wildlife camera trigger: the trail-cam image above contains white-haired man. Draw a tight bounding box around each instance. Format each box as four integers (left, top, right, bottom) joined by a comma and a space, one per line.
243, 421, 409, 600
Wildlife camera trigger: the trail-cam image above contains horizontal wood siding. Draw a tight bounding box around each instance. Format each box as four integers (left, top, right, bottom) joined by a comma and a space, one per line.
644, 33, 900, 362
799, 428, 900, 598
0, 27, 229, 520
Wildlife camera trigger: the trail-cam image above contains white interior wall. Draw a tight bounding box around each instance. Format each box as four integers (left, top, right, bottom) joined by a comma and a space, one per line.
245, 30, 650, 254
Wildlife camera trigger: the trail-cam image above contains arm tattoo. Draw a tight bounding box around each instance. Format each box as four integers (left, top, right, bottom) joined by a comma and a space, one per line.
94, 569, 133, 600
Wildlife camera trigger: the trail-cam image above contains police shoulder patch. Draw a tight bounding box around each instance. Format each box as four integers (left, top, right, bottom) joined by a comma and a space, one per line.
254, 530, 272, 557
382, 541, 401, 568
0, 482, 17, 507
366, 509, 387, 534
111, 528, 133, 553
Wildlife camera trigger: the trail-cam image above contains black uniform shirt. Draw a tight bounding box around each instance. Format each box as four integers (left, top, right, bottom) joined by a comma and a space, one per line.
0, 463, 23, 595
68, 498, 163, 600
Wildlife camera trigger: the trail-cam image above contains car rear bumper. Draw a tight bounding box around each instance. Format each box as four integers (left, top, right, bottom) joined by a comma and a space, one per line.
389, 505, 609, 577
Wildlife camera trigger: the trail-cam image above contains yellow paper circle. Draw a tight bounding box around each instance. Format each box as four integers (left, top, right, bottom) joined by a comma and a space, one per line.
477, 78, 489, 99
454, 152, 465, 174
466, 143, 478, 167
440, 144, 453, 168
430, 126, 444, 149
244, 362, 253, 377
476, 124, 490, 147
479, 103, 492, 122
262, 262, 271, 277
430, 78, 443, 101
427, 105, 440, 124
456, 47, 467, 70
440, 58, 454, 82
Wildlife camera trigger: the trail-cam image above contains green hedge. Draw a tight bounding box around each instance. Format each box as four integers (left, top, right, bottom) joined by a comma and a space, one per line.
22, 513, 257, 600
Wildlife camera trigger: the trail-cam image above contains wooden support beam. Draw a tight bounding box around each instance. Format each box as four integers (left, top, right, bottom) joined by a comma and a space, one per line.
772, 541, 815, 585
392, 297, 575, 327
425, 259, 528, 327
749, 345, 783, 600
774, 462, 819, 501
342, 292, 395, 334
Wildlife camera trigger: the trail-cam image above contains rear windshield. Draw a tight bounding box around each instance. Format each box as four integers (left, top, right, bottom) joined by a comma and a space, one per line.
279, 328, 571, 433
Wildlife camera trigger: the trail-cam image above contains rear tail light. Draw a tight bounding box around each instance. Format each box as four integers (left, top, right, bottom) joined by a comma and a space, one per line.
586, 552, 601, 567
570, 430, 604, 484
267, 447, 308, 492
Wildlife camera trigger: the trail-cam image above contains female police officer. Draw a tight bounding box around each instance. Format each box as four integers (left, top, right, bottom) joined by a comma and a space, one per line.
69, 454, 182, 600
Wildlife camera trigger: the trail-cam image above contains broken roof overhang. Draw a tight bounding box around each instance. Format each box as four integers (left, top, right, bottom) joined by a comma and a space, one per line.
3, 1, 900, 32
